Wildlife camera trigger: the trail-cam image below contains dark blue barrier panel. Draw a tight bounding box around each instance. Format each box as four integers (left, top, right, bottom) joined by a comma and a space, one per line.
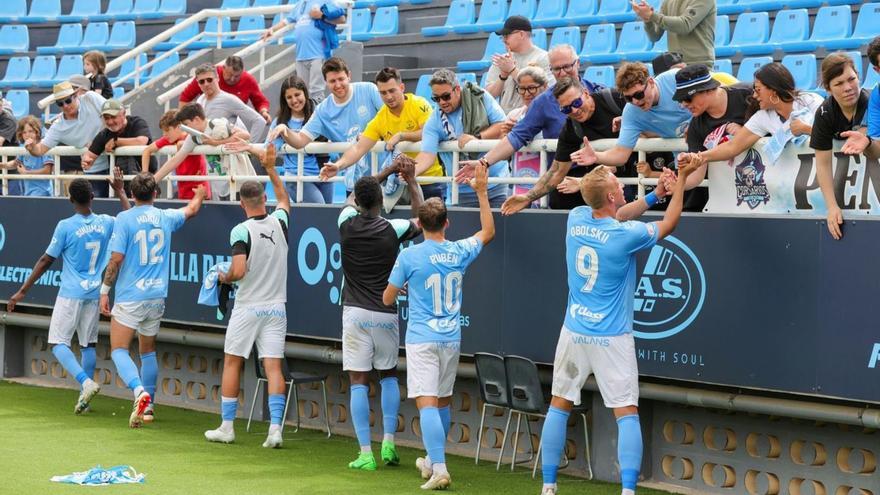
0, 198, 877, 404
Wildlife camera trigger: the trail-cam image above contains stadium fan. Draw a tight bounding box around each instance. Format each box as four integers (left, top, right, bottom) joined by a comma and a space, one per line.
337, 158, 424, 471
83, 51, 113, 100
179, 56, 272, 123
142, 109, 211, 199
0, 116, 54, 197
383, 164, 495, 490
191, 63, 267, 142
504, 66, 549, 198
485, 16, 555, 113
204, 143, 291, 449
84, 100, 157, 192
634, 0, 716, 67
6, 171, 129, 414
538, 157, 698, 495
319, 67, 446, 201
100, 173, 206, 428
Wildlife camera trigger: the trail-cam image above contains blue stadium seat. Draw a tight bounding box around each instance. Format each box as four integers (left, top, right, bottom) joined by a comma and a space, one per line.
149, 51, 180, 80
94, 0, 133, 21
863, 62, 880, 89
549, 26, 581, 53
713, 59, 733, 75
59, 0, 101, 22
715, 15, 729, 48
579, 24, 617, 63
422, 0, 474, 37
454, 0, 506, 34
350, 9, 372, 41
156, 18, 199, 50
415, 74, 432, 102
23, 0, 61, 22
847, 51, 863, 82
1, 57, 30, 88
78, 22, 110, 52
783, 5, 852, 52
782, 54, 817, 90
739, 9, 808, 56
596, 0, 634, 23
583, 65, 615, 88
531, 28, 547, 50
29, 56, 58, 88
232, 15, 265, 45
508, 0, 538, 20
832, 3, 880, 50
6, 90, 28, 119
253, 0, 281, 6
458, 33, 504, 71
716, 0, 745, 15
0, 25, 29, 55
715, 12, 769, 58
127, 0, 162, 19
457, 72, 477, 85
652, 31, 668, 52
221, 0, 249, 8
566, 0, 599, 26
113, 86, 125, 99
112, 53, 149, 85
479, 70, 490, 88
36, 24, 83, 55
158, 0, 187, 15
55, 55, 84, 84
191, 17, 233, 49
106, 21, 137, 50
369, 7, 398, 37
532, 0, 566, 28
594, 21, 653, 63
736, 56, 772, 82
0, 0, 27, 22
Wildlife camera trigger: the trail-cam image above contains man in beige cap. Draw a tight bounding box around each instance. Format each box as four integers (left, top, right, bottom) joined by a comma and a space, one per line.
83, 100, 156, 193
26, 81, 108, 196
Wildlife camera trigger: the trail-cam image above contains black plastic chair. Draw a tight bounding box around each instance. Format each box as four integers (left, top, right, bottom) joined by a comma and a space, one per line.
473, 352, 511, 466
246, 356, 331, 438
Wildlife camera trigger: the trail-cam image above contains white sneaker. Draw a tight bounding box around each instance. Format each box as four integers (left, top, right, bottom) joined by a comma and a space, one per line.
262, 429, 283, 448
75, 380, 100, 415
416, 457, 433, 480
541, 486, 558, 495
205, 427, 235, 444
129, 391, 151, 428
143, 405, 155, 423
420, 471, 451, 490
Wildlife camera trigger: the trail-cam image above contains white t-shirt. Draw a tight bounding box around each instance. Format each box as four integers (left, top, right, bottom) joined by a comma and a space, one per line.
744, 92, 824, 137
487, 45, 555, 114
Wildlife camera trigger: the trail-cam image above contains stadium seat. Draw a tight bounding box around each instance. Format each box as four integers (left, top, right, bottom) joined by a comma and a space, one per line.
738, 9, 808, 56
531, 28, 547, 50
6, 90, 28, 119
158, 0, 187, 15
847, 51, 864, 82
415, 74, 432, 102
156, 19, 199, 51
583, 65, 615, 88
590, 21, 653, 64
716, 0, 744, 15
863, 64, 880, 89
548, 26, 581, 53
94, 0, 133, 21
457, 72, 478, 86
715, 15, 729, 48
22, 0, 61, 22
78, 22, 111, 52
29, 56, 58, 88
458, 33, 505, 71
596, 0, 636, 23
59, 0, 101, 22
652, 31, 668, 52
55, 55, 84, 84
1, 57, 30, 88
0, 25, 29, 55
221, 0, 249, 8
508, 0, 538, 20
532, 0, 566, 28
127, 0, 162, 19
191, 17, 233, 49
832, 3, 880, 50
566, 0, 599, 26
106, 21, 137, 50
112, 53, 149, 85
113, 86, 125, 99
480, 70, 490, 88
453, 0, 506, 34
782, 54, 817, 90
736, 56, 772, 83
0, 0, 27, 22
472, 353, 511, 465
713, 59, 733, 75
253, 0, 282, 6
230, 15, 265, 45
422, 0, 474, 37
36, 24, 83, 55
245, 357, 331, 438
715, 12, 769, 57
579, 24, 617, 63
148, 51, 180, 80
350, 9, 372, 41
782, 5, 852, 52
369, 7, 399, 37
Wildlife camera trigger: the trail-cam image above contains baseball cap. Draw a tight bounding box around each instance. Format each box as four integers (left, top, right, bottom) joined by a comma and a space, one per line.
496, 15, 532, 36
101, 99, 124, 116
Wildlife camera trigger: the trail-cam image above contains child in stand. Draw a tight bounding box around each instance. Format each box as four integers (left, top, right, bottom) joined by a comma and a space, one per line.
0, 115, 53, 196
141, 110, 211, 199
83, 51, 113, 100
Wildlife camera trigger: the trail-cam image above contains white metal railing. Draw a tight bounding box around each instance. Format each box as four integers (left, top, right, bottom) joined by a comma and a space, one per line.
0, 137, 696, 205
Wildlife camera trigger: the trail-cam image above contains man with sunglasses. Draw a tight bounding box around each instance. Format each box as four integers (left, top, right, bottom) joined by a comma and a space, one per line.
192, 64, 267, 142
458, 45, 604, 208
485, 16, 554, 114
83, 100, 157, 195
27, 82, 109, 197
180, 56, 272, 123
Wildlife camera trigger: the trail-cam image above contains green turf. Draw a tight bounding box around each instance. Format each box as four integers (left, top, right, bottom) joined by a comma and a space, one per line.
0, 381, 670, 494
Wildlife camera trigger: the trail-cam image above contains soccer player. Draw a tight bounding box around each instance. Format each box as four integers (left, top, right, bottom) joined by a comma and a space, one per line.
536, 158, 699, 495
383, 164, 495, 490
100, 173, 206, 428
339, 157, 425, 470
7, 172, 129, 414
204, 143, 291, 449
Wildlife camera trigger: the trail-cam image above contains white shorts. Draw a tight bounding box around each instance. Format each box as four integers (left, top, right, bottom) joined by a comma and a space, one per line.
111, 299, 165, 337
342, 306, 400, 372
550, 327, 639, 408
224, 303, 287, 359
48, 296, 100, 347
405, 341, 461, 399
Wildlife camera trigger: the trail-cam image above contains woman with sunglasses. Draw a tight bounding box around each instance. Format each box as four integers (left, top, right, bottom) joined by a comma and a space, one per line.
504, 66, 549, 199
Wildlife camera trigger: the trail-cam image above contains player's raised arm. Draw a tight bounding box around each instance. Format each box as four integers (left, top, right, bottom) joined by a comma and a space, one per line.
261, 143, 290, 213
656, 156, 699, 240
109, 166, 131, 211
180, 185, 207, 220
471, 164, 495, 246
7, 254, 56, 312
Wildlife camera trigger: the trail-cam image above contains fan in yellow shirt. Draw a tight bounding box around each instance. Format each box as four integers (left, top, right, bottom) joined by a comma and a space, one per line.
320, 67, 445, 199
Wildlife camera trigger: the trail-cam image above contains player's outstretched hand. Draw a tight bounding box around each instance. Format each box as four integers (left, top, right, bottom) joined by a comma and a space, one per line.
109, 166, 125, 192
454, 160, 480, 184
193, 185, 208, 199
501, 194, 530, 216
677, 154, 701, 178
319, 163, 340, 181
569, 137, 597, 166
7, 290, 24, 312
470, 162, 488, 193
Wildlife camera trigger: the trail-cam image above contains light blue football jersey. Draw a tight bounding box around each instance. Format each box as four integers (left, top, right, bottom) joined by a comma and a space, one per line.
45, 213, 116, 300
109, 205, 186, 303
389, 237, 482, 344
563, 205, 659, 336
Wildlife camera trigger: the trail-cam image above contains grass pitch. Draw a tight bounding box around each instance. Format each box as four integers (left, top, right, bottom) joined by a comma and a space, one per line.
0, 381, 670, 495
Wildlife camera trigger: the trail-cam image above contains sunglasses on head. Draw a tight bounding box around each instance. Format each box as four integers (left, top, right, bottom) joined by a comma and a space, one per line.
560, 96, 584, 115
197, 77, 214, 85
431, 91, 454, 103
56, 96, 75, 108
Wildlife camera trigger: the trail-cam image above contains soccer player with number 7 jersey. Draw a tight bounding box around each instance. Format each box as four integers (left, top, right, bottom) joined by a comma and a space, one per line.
383, 164, 495, 491
100, 173, 206, 428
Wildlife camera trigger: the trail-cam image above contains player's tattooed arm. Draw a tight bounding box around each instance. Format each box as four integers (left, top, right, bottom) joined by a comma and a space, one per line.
99, 253, 124, 315
525, 160, 572, 201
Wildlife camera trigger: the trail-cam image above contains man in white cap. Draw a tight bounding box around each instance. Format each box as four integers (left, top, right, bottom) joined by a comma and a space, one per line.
83, 100, 157, 194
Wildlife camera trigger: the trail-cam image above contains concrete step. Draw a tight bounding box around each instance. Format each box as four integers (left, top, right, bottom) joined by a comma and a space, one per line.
401, 14, 447, 34
362, 54, 420, 71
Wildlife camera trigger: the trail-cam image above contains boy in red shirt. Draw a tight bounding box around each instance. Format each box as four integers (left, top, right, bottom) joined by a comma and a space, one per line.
141, 110, 211, 200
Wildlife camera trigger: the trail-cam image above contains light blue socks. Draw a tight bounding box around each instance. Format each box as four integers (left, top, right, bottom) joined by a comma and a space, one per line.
350, 384, 371, 447
111, 348, 143, 394
53, 344, 88, 385
617, 414, 643, 491
140, 352, 157, 404
419, 406, 446, 465
541, 406, 570, 484
380, 377, 400, 437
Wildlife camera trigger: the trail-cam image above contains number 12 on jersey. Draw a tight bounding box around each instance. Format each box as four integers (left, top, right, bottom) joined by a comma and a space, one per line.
134, 229, 165, 266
